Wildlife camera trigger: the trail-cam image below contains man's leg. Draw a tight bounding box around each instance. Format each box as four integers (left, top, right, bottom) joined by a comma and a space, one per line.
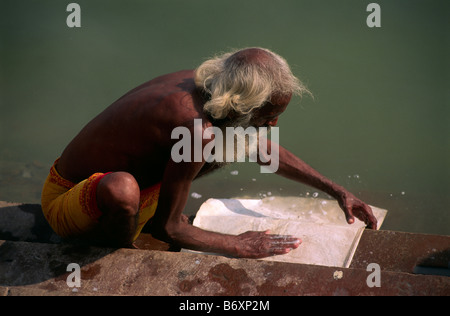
88, 172, 141, 247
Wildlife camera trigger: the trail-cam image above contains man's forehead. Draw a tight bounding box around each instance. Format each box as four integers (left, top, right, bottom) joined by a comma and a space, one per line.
230, 48, 272, 65
258, 96, 290, 116
270, 93, 292, 107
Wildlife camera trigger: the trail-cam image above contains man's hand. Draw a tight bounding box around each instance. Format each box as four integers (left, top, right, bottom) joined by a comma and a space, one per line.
337, 192, 378, 229
233, 231, 301, 259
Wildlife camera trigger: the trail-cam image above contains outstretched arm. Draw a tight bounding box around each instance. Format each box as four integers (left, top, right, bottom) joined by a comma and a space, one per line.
259, 139, 378, 229
149, 156, 301, 258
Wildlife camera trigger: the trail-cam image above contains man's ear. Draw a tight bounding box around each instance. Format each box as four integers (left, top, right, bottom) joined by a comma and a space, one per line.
226, 109, 239, 120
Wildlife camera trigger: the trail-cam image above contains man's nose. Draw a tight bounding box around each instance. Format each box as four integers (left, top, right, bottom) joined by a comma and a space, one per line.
266, 117, 279, 126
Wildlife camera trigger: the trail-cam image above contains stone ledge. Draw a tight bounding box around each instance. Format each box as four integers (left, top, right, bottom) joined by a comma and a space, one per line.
1, 240, 449, 296
1, 202, 449, 296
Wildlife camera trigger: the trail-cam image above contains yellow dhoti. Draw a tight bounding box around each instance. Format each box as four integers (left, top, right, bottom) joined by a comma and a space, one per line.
41, 159, 161, 242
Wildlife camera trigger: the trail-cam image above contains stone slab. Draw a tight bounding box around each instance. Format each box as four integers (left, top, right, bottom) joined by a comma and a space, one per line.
0, 202, 174, 251
1, 240, 449, 296
0, 202, 61, 244
1, 201, 449, 296
352, 229, 450, 274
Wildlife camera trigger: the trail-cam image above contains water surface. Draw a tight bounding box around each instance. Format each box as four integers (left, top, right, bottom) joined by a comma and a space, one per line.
1, 0, 448, 235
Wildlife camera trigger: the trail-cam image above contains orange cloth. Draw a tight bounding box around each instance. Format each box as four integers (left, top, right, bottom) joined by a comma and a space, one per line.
41, 159, 161, 242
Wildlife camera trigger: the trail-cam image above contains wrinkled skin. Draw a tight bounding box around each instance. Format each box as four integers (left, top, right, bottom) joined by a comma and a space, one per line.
235, 231, 302, 259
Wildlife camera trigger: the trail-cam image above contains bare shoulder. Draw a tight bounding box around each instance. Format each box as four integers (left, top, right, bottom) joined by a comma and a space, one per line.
151, 70, 207, 126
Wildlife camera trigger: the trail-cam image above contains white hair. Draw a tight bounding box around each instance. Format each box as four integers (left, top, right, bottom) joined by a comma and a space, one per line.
194, 47, 309, 120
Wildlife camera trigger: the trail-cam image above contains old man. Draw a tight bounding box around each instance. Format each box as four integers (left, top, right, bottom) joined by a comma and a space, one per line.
41, 48, 377, 258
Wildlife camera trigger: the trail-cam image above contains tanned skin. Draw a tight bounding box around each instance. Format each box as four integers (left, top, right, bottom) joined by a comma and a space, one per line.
57, 51, 377, 258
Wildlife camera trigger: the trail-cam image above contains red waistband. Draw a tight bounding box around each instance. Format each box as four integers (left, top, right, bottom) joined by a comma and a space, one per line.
48, 159, 76, 190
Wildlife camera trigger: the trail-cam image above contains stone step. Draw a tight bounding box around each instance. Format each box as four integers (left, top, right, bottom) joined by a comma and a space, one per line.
1, 239, 449, 296
1, 202, 449, 296
352, 229, 450, 275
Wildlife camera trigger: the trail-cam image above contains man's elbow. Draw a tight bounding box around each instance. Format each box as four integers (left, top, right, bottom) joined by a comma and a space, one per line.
153, 219, 187, 245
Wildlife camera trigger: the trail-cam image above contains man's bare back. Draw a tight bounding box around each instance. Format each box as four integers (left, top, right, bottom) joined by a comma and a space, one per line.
57, 70, 205, 188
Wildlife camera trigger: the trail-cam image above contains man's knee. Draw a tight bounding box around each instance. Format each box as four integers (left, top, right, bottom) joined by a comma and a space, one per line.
96, 172, 140, 216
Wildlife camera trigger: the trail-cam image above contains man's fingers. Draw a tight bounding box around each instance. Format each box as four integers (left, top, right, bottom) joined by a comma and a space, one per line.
342, 200, 355, 224
364, 206, 378, 229
269, 247, 293, 255
269, 235, 301, 242
353, 204, 378, 229
270, 240, 301, 247
339, 195, 378, 229
366, 213, 378, 229
344, 209, 355, 224
237, 231, 302, 258
268, 234, 301, 255
269, 235, 300, 241
348, 205, 378, 229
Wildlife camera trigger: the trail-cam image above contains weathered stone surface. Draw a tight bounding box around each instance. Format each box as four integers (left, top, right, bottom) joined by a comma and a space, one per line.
1, 201, 449, 296
0, 203, 61, 244
1, 240, 449, 296
0, 202, 172, 250
352, 229, 450, 274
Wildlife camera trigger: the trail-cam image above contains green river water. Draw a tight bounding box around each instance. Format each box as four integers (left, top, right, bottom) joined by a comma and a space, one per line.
1, 0, 449, 235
